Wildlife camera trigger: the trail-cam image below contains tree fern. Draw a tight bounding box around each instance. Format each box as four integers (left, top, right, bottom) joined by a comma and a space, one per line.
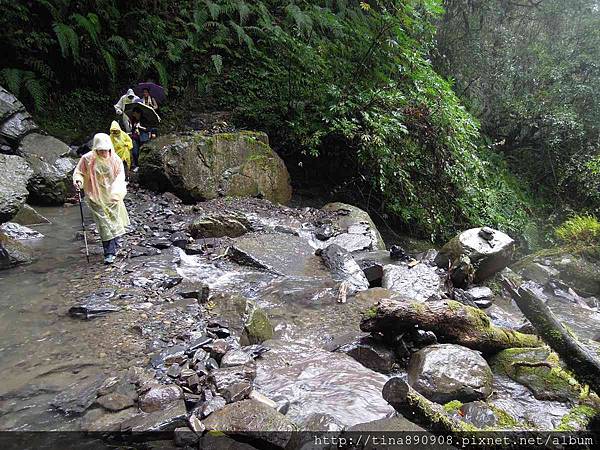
71, 13, 100, 45
53, 22, 80, 60
24, 58, 55, 81
0, 68, 46, 111
229, 21, 254, 50
107, 35, 131, 56
205, 0, 221, 20
0, 68, 23, 97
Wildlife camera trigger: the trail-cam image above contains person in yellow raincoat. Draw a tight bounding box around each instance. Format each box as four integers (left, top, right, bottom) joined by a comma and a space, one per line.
73, 133, 130, 265
109, 120, 133, 178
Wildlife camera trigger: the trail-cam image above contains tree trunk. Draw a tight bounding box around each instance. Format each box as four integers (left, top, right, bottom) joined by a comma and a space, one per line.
361, 299, 542, 354
504, 280, 600, 395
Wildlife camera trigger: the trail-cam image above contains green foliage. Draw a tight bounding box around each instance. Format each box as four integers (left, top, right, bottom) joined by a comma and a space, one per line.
555, 215, 600, 246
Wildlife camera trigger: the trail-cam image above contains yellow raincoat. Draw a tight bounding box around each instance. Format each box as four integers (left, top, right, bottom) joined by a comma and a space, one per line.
73, 133, 130, 242
110, 120, 133, 168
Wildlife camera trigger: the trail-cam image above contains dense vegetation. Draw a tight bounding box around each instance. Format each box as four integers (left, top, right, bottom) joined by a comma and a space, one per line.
2, 0, 598, 245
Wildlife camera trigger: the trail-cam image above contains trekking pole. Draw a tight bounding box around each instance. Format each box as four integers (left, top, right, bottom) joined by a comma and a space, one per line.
78, 189, 90, 263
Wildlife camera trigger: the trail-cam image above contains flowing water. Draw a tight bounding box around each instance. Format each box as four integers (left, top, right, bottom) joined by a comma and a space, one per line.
1, 203, 598, 432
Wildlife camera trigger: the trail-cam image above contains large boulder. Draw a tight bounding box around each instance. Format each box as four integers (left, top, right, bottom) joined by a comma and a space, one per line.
319, 243, 369, 294
0, 86, 25, 122
381, 262, 443, 301
18, 133, 75, 205
321, 202, 385, 252
407, 344, 493, 404
139, 131, 292, 204
0, 154, 33, 223
435, 227, 514, 282
0, 86, 38, 144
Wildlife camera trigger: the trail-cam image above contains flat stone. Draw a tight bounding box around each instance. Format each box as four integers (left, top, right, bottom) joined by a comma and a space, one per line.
210, 363, 256, 403
382, 263, 443, 301
221, 349, 254, 368
51, 374, 107, 415
80, 407, 139, 432
139, 385, 183, 413
336, 335, 397, 374
12, 204, 50, 226
121, 400, 188, 432
96, 392, 135, 412
0, 222, 44, 240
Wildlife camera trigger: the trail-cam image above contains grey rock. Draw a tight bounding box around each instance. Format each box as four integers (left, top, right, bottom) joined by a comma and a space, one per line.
12, 204, 50, 225
321, 202, 385, 251
68, 289, 119, 320
139, 385, 183, 413
336, 336, 396, 374
174, 427, 199, 446
382, 263, 443, 301
348, 415, 426, 432
520, 262, 559, 286
0, 111, 38, 142
51, 374, 107, 415
201, 394, 227, 418
0, 86, 25, 121
459, 401, 497, 428
80, 407, 139, 431
210, 363, 256, 403
96, 392, 135, 412
202, 399, 295, 448
319, 243, 369, 294
0, 154, 33, 223
0, 222, 43, 240
221, 349, 254, 368
121, 400, 188, 432
301, 413, 344, 432
435, 227, 515, 282
407, 344, 493, 404
241, 301, 274, 345
0, 233, 35, 270
189, 212, 251, 238
139, 131, 292, 204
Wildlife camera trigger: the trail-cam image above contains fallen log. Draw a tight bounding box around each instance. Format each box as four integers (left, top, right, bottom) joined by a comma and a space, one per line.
361, 299, 542, 354
504, 280, 600, 396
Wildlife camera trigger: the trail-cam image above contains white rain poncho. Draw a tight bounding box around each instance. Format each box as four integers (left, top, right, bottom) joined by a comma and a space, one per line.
113, 88, 140, 115
73, 133, 130, 242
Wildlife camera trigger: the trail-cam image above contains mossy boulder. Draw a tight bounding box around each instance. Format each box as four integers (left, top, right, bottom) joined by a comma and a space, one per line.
139, 131, 292, 204
490, 347, 582, 403
241, 301, 274, 345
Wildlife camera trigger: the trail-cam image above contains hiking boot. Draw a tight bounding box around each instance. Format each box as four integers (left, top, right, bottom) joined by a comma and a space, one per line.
104, 254, 116, 265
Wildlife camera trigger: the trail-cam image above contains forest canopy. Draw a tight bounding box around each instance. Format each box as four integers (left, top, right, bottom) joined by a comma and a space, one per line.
1, 0, 599, 245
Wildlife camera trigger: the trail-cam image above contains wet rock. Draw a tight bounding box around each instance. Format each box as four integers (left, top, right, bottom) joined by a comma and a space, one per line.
381, 263, 443, 301
0, 86, 26, 121
241, 302, 274, 345
467, 286, 494, 309
121, 400, 188, 432
321, 202, 385, 251
148, 237, 172, 249
201, 394, 227, 418
452, 288, 478, 308
129, 245, 161, 258
96, 392, 135, 412
68, 289, 119, 320
314, 224, 335, 241
189, 414, 205, 434
0, 222, 43, 240
176, 281, 210, 303
407, 344, 493, 404
0, 232, 35, 269
228, 232, 327, 277
0, 111, 38, 143
189, 212, 251, 238
449, 254, 475, 288
390, 245, 410, 261
318, 243, 369, 294
167, 363, 182, 378
221, 349, 254, 368
490, 347, 581, 402
173, 427, 198, 446
348, 415, 426, 432
459, 401, 497, 428
0, 154, 33, 223
80, 407, 139, 431
210, 363, 256, 403
152, 345, 187, 368
336, 335, 396, 374
51, 374, 107, 415
549, 253, 600, 296
301, 412, 344, 432
520, 262, 560, 286
169, 231, 188, 249
248, 390, 278, 409
12, 203, 50, 225
435, 227, 515, 282
139, 131, 292, 204
202, 399, 295, 448
139, 385, 183, 413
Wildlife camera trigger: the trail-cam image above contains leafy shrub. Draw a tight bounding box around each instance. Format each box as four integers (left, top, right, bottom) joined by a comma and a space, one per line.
555, 215, 600, 246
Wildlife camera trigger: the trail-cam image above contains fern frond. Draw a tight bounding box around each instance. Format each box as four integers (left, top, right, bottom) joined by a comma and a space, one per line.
23, 75, 47, 112
24, 58, 55, 81
205, 0, 221, 20
237, 1, 251, 25
53, 22, 80, 60
211, 54, 223, 74
0, 68, 23, 96
285, 4, 313, 35
152, 60, 168, 87
167, 39, 188, 63
101, 49, 117, 81
229, 21, 254, 49
107, 35, 130, 56
71, 13, 99, 45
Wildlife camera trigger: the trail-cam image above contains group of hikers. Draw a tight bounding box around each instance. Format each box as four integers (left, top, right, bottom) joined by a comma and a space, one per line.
72, 84, 163, 265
